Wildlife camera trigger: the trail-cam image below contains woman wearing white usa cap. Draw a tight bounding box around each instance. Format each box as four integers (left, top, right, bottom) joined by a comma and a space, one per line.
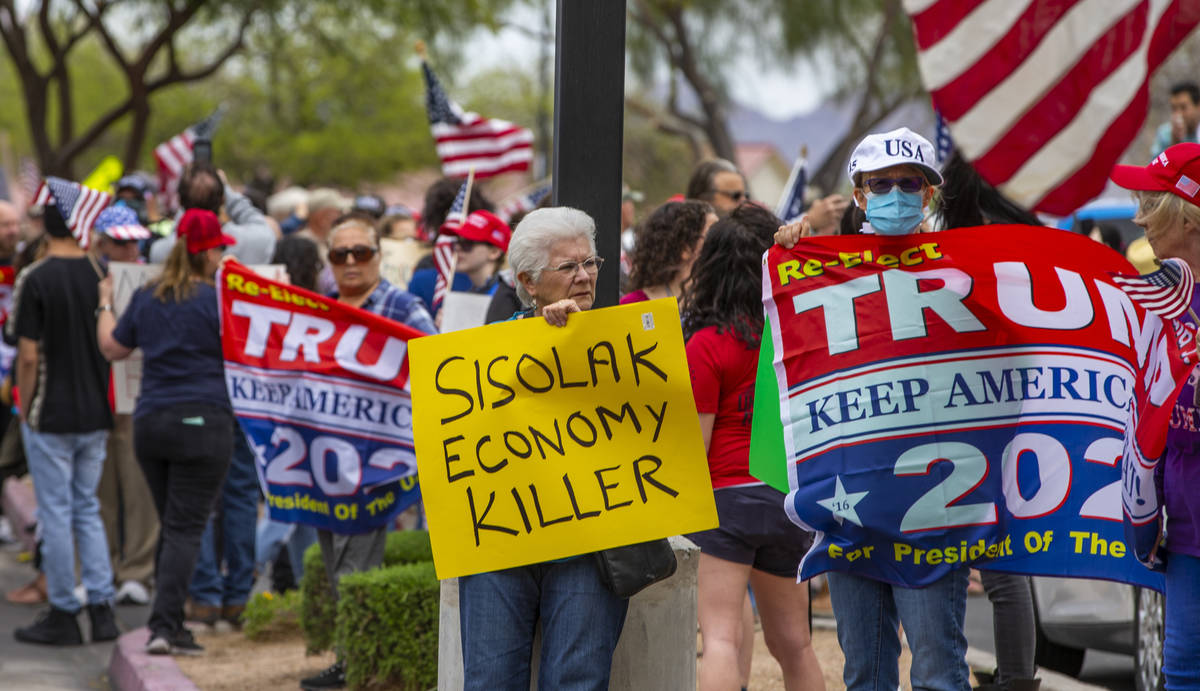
1111, 141, 1200, 690
776, 126, 940, 243
776, 128, 973, 691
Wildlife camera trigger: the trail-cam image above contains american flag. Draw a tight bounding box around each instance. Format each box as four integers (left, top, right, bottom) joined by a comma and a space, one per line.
19, 158, 40, 204
934, 111, 954, 165
1111, 257, 1196, 320
498, 182, 552, 224
422, 61, 533, 179
905, 0, 1200, 215
432, 178, 470, 316
32, 176, 112, 249
775, 149, 808, 223
154, 107, 224, 205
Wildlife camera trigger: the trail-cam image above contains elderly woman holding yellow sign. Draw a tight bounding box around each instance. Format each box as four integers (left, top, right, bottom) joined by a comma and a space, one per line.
457, 206, 629, 690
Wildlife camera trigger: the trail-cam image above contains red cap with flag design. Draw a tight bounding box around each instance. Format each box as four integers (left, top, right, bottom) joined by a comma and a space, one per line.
1111, 143, 1200, 206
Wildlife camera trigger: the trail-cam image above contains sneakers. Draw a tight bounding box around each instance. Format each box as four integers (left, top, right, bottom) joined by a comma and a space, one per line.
87, 603, 120, 642
115, 580, 150, 606
146, 628, 204, 656
14, 607, 83, 646
299, 660, 346, 690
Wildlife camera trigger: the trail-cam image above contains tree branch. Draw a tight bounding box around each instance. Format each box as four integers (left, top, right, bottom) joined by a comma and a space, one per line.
54, 96, 133, 165
146, 7, 253, 90
73, 0, 128, 71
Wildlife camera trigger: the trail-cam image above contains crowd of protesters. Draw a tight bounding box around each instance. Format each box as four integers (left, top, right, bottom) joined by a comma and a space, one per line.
2, 84, 1200, 691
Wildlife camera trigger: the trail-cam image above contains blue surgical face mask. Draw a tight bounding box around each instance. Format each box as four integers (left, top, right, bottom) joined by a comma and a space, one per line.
864, 187, 925, 235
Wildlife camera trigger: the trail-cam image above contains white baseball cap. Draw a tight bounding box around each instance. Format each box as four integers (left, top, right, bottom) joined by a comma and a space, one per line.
847, 127, 943, 187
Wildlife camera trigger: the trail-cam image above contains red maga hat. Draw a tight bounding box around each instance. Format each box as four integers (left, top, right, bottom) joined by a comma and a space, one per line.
1111, 142, 1200, 205
177, 208, 237, 254
447, 210, 511, 252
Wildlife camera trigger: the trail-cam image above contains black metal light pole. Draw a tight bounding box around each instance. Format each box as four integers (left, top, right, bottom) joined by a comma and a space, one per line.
552, 0, 626, 308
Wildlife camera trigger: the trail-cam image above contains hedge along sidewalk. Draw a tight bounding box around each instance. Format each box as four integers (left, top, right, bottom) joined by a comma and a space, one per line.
300, 530, 434, 653
337, 561, 439, 690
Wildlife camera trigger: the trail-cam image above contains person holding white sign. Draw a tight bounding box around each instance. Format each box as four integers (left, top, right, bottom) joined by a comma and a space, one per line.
96, 208, 237, 656
458, 207, 628, 691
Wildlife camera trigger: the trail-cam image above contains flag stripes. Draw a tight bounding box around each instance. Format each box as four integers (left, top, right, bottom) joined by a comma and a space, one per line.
905, 0, 1200, 215
33, 177, 112, 249
1111, 257, 1196, 320
423, 61, 533, 180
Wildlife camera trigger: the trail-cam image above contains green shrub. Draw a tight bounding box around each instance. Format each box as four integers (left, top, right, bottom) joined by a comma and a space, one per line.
298, 530, 434, 653
337, 562, 439, 690
243, 589, 301, 641
299, 543, 337, 653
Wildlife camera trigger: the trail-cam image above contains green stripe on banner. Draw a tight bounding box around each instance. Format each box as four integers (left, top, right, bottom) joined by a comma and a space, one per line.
749, 323, 788, 492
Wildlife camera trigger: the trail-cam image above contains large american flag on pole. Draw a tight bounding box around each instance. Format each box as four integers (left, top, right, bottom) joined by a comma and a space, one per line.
905, 0, 1200, 215
32, 176, 112, 249
422, 61, 533, 179
153, 107, 224, 203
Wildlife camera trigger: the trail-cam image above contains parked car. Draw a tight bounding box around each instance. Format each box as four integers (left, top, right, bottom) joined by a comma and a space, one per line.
1031, 577, 1163, 691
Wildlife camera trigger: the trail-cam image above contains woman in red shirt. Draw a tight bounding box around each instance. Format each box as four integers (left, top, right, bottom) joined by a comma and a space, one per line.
682, 203, 824, 691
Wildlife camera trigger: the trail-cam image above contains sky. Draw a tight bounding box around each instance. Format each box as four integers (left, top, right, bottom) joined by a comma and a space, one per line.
462, 4, 832, 120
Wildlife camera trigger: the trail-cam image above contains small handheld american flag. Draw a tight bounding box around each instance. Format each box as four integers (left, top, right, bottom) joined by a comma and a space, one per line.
775, 147, 808, 224
1111, 257, 1196, 321
433, 173, 473, 317
498, 182, 552, 224
154, 106, 225, 209
32, 176, 112, 249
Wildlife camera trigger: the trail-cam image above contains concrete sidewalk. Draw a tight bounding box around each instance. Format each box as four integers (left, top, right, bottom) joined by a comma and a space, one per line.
0, 516, 150, 689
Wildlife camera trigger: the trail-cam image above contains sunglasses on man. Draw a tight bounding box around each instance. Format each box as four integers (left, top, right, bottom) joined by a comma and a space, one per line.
328, 245, 378, 265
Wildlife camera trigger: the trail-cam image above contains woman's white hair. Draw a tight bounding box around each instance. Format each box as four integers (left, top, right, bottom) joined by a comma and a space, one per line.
508, 207, 596, 307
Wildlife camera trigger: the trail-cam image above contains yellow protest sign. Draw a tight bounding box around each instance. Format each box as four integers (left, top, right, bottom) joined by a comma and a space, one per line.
82, 155, 124, 193
410, 298, 718, 579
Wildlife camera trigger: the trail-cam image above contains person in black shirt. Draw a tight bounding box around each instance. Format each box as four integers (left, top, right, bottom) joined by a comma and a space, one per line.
13, 201, 117, 646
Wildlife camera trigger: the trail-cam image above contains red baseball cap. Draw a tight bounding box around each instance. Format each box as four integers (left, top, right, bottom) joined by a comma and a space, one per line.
1111, 142, 1200, 205
177, 208, 237, 254
448, 210, 511, 252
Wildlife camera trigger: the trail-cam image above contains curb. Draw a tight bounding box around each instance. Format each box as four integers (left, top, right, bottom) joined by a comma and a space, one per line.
813, 616, 1107, 691
964, 648, 1108, 691
108, 626, 199, 691
1, 477, 37, 554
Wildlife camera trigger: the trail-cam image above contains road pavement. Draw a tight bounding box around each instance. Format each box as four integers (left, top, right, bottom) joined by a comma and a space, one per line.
0, 542, 149, 690
965, 591, 1135, 691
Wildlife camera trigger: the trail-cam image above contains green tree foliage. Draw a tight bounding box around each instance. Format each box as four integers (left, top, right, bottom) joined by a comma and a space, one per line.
0, 0, 512, 180
625, 0, 922, 191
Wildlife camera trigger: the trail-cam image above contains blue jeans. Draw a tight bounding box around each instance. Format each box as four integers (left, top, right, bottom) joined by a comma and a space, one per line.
459, 557, 628, 691
1165, 552, 1200, 689
827, 569, 970, 691
22, 425, 113, 611
254, 517, 317, 582
190, 430, 257, 607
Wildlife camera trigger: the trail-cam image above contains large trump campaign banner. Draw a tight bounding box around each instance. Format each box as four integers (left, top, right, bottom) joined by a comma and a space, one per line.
218, 261, 423, 534
760, 226, 1184, 590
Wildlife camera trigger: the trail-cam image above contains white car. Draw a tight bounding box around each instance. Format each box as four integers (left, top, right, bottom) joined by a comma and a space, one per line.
1032, 577, 1163, 691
